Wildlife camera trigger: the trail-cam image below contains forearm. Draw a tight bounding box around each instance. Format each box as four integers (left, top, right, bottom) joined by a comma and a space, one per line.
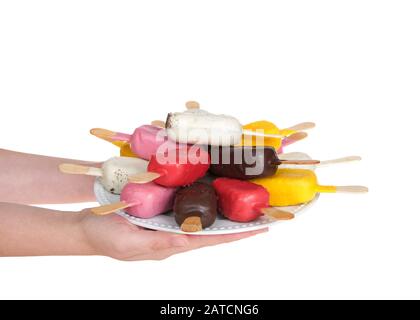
0, 149, 99, 204
0, 203, 95, 257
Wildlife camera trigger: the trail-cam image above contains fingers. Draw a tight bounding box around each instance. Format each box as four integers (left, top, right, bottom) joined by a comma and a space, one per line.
185, 228, 269, 250
124, 228, 268, 261
140, 228, 268, 252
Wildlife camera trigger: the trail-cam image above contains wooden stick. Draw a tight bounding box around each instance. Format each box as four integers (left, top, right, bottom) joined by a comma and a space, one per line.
319, 156, 362, 166
91, 201, 132, 216
151, 120, 166, 128
185, 101, 200, 110
242, 129, 286, 139
284, 132, 308, 143
90, 128, 117, 140
59, 163, 102, 177
128, 172, 162, 184
275, 159, 321, 166
261, 208, 295, 220
278, 152, 311, 160
335, 186, 369, 193
285, 122, 316, 131
181, 216, 203, 232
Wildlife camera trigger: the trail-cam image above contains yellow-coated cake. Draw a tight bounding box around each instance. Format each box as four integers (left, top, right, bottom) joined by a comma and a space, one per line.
241, 121, 295, 150
119, 142, 138, 158
109, 141, 138, 158
251, 168, 336, 206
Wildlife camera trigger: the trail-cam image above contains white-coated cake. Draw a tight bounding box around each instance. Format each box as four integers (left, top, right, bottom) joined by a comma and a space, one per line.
100, 157, 148, 194
166, 109, 243, 146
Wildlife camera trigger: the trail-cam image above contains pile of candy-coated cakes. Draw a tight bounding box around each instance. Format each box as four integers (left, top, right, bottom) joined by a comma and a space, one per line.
60, 101, 367, 232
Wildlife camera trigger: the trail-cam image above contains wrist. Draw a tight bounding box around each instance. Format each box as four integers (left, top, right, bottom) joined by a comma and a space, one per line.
0, 203, 99, 257
68, 211, 98, 256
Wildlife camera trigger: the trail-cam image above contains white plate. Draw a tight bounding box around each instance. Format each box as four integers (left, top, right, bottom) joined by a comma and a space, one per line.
94, 152, 319, 235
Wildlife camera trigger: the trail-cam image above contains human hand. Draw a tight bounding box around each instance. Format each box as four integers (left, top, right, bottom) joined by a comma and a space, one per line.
79, 210, 268, 261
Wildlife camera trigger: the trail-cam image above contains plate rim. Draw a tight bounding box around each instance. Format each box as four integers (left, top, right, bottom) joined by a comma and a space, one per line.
94, 180, 319, 235
93, 152, 319, 235
113, 194, 319, 235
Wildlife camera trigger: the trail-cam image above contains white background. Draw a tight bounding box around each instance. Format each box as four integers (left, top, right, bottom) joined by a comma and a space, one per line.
0, 0, 419, 299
